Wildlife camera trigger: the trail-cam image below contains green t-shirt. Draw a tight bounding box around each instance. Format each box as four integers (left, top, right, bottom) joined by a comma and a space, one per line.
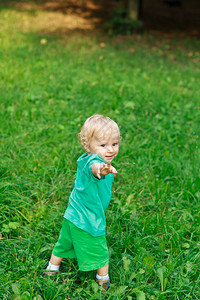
64, 153, 114, 237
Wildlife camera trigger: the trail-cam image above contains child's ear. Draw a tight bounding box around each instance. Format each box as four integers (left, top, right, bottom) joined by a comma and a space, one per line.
83, 142, 90, 154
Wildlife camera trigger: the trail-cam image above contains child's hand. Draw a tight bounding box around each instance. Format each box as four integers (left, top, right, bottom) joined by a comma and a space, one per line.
92, 162, 117, 179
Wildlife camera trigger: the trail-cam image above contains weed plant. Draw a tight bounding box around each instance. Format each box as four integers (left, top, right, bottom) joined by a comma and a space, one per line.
104, 5, 143, 35
0, 3, 200, 300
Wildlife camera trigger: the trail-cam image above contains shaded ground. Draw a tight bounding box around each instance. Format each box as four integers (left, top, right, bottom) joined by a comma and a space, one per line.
142, 0, 200, 36
0, 0, 200, 37
0, 0, 116, 33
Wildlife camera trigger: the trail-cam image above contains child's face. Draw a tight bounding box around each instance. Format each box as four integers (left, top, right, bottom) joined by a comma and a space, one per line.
86, 132, 119, 163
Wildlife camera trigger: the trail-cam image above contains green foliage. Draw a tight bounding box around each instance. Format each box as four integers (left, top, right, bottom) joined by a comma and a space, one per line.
11, 282, 43, 300
0, 3, 200, 300
104, 5, 143, 35
2, 222, 20, 234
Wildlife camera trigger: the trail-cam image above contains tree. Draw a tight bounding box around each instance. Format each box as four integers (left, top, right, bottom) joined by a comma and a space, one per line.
122, 0, 142, 20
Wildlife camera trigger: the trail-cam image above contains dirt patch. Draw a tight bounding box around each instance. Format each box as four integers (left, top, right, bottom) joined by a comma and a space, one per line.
5, 0, 116, 34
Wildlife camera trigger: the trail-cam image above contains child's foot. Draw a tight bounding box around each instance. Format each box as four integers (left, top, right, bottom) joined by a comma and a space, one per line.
95, 278, 110, 292
44, 261, 60, 278
43, 270, 58, 278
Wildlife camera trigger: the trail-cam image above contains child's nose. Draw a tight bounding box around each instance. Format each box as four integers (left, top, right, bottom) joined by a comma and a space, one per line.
107, 145, 114, 152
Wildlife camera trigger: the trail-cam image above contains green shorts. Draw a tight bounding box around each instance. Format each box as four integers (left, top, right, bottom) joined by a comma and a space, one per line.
52, 218, 109, 271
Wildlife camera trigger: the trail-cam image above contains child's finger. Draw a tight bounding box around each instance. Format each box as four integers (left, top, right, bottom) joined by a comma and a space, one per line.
107, 162, 111, 168
97, 169, 101, 179
100, 162, 106, 169
111, 166, 117, 174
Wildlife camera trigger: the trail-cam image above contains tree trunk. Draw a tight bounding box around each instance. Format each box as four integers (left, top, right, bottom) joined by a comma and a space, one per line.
128, 0, 139, 19
123, 0, 140, 19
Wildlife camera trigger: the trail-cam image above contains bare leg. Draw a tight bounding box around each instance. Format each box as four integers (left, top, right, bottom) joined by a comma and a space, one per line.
96, 264, 110, 291
50, 254, 64, 266
44, 254, 64, 276
96, 264, 109, 276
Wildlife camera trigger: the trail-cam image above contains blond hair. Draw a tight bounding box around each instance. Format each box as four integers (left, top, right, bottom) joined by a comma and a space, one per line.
79, 114, 120, 149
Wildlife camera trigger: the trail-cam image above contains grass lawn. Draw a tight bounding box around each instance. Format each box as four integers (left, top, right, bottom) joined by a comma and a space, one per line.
0, 2, 200, 300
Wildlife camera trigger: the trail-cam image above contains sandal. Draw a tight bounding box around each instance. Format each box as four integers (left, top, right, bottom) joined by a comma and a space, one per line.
43, 270, 59, 277
95, 278, 110, 292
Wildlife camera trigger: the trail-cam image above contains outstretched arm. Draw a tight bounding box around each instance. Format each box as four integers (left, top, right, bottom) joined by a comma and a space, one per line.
91, 162, 117, 179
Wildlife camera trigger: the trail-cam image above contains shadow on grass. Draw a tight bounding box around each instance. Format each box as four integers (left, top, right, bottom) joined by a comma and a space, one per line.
0, 0, 199, 37
0, 0, 116, 33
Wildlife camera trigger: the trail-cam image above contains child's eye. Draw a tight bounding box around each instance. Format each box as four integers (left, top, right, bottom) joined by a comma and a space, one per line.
112, 143, 118, 146
101, 144, 106, 147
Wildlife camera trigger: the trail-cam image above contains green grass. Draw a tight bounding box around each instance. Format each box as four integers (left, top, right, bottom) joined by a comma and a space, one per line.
0, 3, 200, 300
